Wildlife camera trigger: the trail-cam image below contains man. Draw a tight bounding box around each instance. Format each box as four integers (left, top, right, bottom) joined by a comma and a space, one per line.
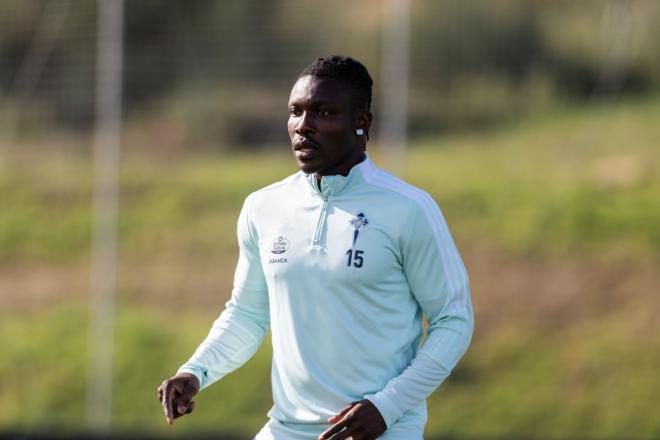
158, 56, 473, 440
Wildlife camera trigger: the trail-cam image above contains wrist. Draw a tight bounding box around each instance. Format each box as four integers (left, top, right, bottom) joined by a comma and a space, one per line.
364, 392, 403, 429
175, 368, 203, 390
179, 372, 199, 387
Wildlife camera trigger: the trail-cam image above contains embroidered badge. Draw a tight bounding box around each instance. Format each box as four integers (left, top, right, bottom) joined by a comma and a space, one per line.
271, 236, 290, 254
349, 213, 369, 245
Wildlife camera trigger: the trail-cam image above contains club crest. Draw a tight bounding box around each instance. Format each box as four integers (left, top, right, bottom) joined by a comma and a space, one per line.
349, 212, 369, 245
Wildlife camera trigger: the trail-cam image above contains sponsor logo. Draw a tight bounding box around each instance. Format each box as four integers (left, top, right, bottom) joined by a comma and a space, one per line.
349, 212, 369, 245
269, 258, 288, 264
271, 236, 290, 254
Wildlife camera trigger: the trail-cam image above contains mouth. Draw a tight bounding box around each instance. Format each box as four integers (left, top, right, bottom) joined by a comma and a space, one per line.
293, 137, 320, 152
293, 138, 320, 161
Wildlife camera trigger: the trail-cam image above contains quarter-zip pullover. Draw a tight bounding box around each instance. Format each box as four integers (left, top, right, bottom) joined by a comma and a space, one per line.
178, 157, 473, 439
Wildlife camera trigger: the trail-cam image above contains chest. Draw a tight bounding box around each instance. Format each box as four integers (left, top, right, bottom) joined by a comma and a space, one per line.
255, 197, 405, 287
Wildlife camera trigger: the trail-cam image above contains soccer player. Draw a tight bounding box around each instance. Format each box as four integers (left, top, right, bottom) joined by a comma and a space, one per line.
158, 56, 473, 440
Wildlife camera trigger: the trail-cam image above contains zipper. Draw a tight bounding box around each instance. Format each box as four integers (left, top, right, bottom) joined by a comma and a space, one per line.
312, 197, 329, 247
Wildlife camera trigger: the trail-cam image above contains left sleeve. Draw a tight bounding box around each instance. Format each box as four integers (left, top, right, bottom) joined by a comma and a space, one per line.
365, 193, 474, 428
176, 195, 270, 389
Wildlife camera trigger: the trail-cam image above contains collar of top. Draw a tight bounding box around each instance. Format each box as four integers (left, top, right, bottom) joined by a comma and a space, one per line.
304, 154, 375, 198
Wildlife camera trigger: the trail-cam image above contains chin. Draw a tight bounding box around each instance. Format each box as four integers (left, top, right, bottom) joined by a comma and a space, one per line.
295, 160, 320, 175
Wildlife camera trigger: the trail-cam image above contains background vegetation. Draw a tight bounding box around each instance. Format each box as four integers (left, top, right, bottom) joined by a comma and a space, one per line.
1, 1, 659, 439
3, 1, 660, 144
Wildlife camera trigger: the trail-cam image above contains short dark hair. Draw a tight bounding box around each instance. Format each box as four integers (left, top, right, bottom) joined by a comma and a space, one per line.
299, 55, 373, 111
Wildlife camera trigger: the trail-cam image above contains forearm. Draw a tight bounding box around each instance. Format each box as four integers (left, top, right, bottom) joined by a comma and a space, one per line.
177, 299, 269, 389
370, 191, 474, 427
365, 313, 473, 428
179, 195, 270, 389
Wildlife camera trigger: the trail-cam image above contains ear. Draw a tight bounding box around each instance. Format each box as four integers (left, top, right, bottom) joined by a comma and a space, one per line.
354, 110, 373, 134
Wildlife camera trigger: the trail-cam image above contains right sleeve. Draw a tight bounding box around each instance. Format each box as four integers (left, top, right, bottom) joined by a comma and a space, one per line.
177, 194, 270, 389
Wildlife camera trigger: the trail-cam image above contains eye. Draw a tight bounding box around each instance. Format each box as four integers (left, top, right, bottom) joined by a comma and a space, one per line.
289, 107, 302, 117
318, 109, 332, 117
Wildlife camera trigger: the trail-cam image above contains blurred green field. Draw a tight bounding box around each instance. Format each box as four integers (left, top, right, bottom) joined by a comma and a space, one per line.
1, 96, 659, 438
2, 97, 659, 265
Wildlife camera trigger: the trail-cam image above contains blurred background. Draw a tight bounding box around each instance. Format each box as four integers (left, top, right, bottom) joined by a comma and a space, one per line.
1, 0, 659, 439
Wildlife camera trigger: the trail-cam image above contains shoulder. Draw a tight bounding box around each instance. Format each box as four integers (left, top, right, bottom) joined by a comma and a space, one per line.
361, 164, 441, 219
243, 171, 304, 207
363, 165, 455, 252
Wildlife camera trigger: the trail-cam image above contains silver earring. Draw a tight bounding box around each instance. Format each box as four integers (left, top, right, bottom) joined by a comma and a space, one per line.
356, 129, 365, 136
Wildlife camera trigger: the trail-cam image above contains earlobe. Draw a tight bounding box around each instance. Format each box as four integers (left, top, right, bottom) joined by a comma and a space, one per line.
355, 110, 373, 140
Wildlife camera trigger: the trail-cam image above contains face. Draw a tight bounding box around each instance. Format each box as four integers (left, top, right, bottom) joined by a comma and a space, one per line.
287, 75, 371, 177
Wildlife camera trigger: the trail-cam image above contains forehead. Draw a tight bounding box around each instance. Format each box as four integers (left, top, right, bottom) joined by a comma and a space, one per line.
288, 75, 353, 107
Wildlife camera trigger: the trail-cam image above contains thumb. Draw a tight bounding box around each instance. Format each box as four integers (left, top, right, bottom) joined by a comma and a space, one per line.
178, 398, 196, 415
177, 398, 190, 415
175, 383, 197, 415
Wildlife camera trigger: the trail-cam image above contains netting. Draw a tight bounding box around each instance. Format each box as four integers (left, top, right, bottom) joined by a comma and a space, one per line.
2, 0, 658, 150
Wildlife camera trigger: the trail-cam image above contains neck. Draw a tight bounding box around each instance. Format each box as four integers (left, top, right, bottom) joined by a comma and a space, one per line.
313, 148, 366, 183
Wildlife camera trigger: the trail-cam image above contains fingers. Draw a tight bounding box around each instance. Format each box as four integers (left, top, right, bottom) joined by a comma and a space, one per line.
319, 407, 358, 439
321, 400, 386, 440
333, 427, 364, 440
161, 380, 177, 425
327, 401, 358, 423
177, 400, 188, 416
158, 374, 201, 425
342, 429, 365, 440
319, 424, 362, 440
176, 387, 191, 416
177, 398, 196, 417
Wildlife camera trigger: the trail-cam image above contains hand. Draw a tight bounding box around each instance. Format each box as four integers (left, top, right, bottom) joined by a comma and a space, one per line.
318, 399, 387, 440
157, 372, 200, 425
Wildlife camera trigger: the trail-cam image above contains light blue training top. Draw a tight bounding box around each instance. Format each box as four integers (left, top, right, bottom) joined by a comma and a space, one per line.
178, 156, 474, 439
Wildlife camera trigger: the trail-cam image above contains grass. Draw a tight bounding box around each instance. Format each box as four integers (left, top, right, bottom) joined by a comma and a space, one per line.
0, 304, 272, 437
1, 95, 659, 438
1, 299, 658, 438
406, 96, 660, 262
1, 97, 658, 266
428, 311, 660, 439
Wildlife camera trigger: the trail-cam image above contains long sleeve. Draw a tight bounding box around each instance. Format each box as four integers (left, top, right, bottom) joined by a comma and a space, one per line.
365, 193, 474, 428
177, 195, 270, 389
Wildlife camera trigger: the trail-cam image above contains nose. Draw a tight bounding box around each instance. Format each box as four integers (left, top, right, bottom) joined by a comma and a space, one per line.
294, 111, 315, 135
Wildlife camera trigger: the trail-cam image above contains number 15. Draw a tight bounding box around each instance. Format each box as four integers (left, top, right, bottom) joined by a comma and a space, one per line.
346, 249, 364, 268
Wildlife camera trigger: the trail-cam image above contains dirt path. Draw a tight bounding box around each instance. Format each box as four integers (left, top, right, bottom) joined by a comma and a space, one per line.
2, 249, 658, 338
464, 246, 660, 335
